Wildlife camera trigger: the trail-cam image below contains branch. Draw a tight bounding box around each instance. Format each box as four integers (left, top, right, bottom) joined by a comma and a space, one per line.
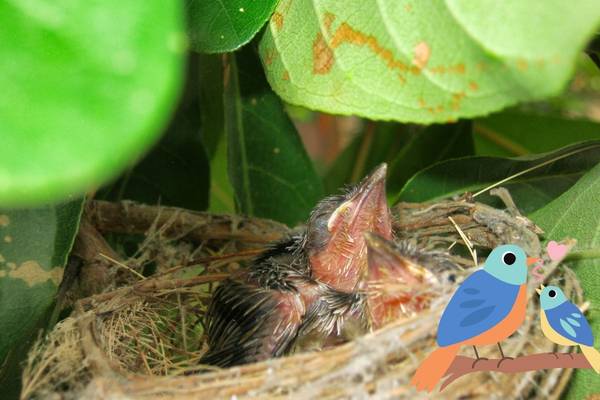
71, 217, 123, 296
86, 200, 289, 244
78, 273, 229, 310
441, 353, 592, 391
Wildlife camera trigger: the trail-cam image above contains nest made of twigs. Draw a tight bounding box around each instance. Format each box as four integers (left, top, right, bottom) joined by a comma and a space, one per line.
21, 196, 583, 399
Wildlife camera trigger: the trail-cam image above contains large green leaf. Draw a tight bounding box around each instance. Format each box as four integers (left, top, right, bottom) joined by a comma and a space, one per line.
324, 122, 412, 194
0, 2, 184, 207
186, 0, 279, 53
99, 58, 209, 211
199, 54, 235, 213
474, 111, 600, 157
259, 0, 600, 123
530, 162, 600, 398
324, 122, 473, 196
206, 137, 235, 214
225, 49, 323, 226
387, 122, 473, 196
0, 200, 83, 396
395, 141, 600, 214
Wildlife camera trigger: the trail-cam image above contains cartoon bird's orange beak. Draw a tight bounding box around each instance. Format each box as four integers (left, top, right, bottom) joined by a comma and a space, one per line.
527, 257, 541, 266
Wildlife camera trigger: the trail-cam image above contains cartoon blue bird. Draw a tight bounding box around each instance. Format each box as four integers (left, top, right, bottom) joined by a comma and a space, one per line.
411, 244, 540, 392
538, 285, 600, 373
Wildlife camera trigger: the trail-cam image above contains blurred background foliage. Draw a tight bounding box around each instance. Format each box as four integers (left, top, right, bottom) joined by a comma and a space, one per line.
1, 1, 600, 398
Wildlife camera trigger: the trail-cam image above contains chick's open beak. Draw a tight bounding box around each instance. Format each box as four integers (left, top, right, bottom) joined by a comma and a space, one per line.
327, 163, 390, 235
364, 232, 438, 329
364, 233, 436, 286
527, 257, 541, 266
314, 164, 392, 292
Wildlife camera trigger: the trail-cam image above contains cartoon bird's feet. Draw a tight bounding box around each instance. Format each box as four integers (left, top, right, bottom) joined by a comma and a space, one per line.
549, 352, 574, 360
496, 356, 514, 368
471, 357, 489, 368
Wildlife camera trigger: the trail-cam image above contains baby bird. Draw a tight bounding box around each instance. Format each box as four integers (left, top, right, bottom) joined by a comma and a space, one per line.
538, 285, 600, 373
201, 164, 391, 367
364, 232, 454, 329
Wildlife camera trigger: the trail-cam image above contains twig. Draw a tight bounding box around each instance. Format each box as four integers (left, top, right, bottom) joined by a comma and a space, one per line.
98, 253, 146, 280
154, 248, 266, 278
71, 217, 123, 296
440, 353, 593, 391
448, 216, 477, 267
74, 303, 120, 378
87, 200, 289, 244
78, 274, 229, 309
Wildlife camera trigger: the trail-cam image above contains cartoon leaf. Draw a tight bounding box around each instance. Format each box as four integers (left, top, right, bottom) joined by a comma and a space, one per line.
0, 1, 184, 206
530, 162, 600, 398
260, 0, 600, 123
186, 0, 279, 53
0, 200, 83, 396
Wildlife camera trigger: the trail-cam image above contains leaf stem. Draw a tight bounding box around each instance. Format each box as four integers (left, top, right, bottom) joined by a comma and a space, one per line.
473, 123, 529, 156
350, 122, 376, 183
473, 144, 600, 197
565, 249, 600, 262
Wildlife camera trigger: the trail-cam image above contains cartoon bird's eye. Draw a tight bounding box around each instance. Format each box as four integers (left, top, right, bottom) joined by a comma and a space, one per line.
548, 290, 556, 298
502, 252, 516, 265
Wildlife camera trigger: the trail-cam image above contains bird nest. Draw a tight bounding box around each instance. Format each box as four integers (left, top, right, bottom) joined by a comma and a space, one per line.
21, 192, 582, 400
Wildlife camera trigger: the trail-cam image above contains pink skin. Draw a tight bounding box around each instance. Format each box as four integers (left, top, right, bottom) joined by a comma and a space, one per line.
364, 233, 439, 329
309, 165, 392, 293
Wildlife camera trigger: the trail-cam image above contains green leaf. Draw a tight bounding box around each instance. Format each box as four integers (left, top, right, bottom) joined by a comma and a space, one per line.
0, 2, 185, 207
387, 122, 473, 196
186, 0, 279, 53
0, 200, 83, 396
99, 58, 209, 211
324, 122, 411, 194
225, 49, 323, 226
395, 141, 600, 215
206, 138, 235, 214
474, 111, 600, 157
259, 0, 600, 123
530, 162, 600, 399
199, 54, 235, 213
324, 122, 473, 196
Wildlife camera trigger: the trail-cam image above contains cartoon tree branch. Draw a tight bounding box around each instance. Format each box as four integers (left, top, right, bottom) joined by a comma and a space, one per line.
440, 353, 593, 391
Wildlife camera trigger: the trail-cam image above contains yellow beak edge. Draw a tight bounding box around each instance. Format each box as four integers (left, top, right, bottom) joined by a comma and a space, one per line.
536, 284, 546, 295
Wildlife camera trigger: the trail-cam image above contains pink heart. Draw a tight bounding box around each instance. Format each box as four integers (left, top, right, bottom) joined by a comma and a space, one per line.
547, 241, 568, 261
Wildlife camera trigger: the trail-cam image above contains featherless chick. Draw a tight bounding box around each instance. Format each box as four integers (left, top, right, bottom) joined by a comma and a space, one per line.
364, 233, 457, 330
201, 164, 392, 367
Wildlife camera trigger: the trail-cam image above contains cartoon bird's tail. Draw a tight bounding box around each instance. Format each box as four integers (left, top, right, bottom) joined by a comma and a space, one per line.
580, 345, 600, 373
410, 344, 460, 392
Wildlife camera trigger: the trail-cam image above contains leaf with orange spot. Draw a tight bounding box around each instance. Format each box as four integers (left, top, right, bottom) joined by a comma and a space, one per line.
0, 199, 83, 395
260, 0, 600, 122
